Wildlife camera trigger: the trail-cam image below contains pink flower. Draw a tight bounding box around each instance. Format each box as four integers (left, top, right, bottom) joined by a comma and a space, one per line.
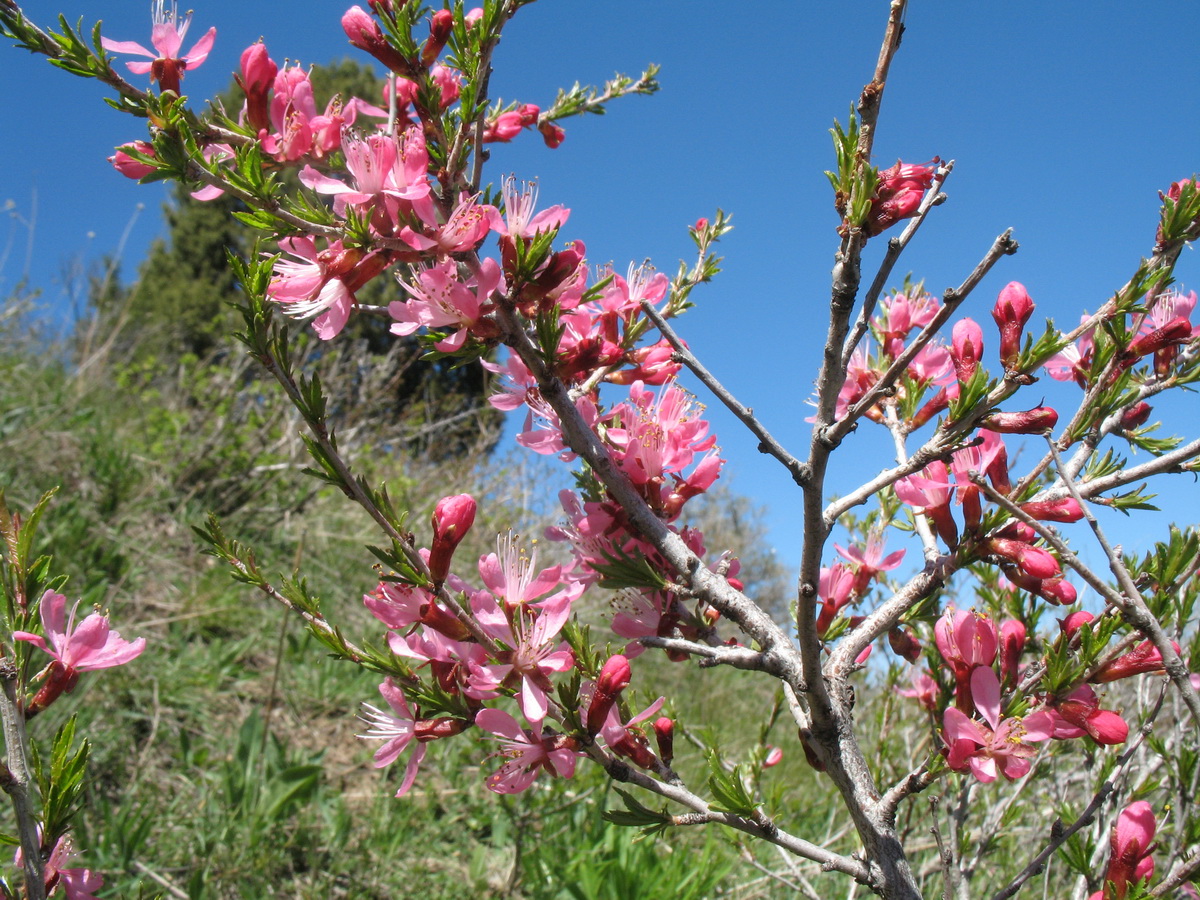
101, 0, 216, 95
866, 160, 936, 236
934, 607, 996, 712
586, 654, 632, 735
15, 834, 102, 900
1048, 685, 1129, 746
476, 708, 580, 793
15, 590, 144, 673
489, 177, 570, 240
942, 667, 1054, 782
358, 677, 427, 797
896, 668, 938, 711
267, 238, 389, 339
835, 533, 905, 595
1089, 801, 1156, 900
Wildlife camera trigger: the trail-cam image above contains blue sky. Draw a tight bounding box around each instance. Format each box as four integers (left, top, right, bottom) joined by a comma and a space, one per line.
3, 1, 1199, 565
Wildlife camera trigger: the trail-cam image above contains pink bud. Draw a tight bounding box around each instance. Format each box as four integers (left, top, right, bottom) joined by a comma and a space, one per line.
343, 5, 412, 74
109, 142, 157, 179
1019, 497, 1084, 523
992, 281, 1035, 368
1060, 610, 1096, 635
980, 406, 1058, 434
987, 538, 1060, 579
422, 9, 454, 66
427, 494, 476, 585
1103, 801, 1156, 898
1000, 619, 1026, 685
762, 746, 784, 768
237, 43, 277, 134
586, 655, 632, 735
950, 318, 984, 383
865, 160, 936, 236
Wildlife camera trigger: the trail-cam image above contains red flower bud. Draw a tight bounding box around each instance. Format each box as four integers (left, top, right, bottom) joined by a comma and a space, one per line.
1018, 497, 1084, 523
422, 9, 454, 66
987, 538, 1060, 579
652, 717, 674, 764
1000, 619, 1025, 686
586, 655, 632, 735
887, 626, 922, 663
343, 5, 412, 74
980, 406, 1058, 434
539, 121, 565, 148
414, 716, 469, 742
1090, 639, 1176, 683
237, 42, 277, 134
1120, 401, 1153, 432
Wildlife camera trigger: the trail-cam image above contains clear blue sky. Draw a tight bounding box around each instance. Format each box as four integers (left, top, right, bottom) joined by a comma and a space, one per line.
3, 1, 1199, 564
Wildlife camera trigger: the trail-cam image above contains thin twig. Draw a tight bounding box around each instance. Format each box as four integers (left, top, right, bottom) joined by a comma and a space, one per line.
639, 298, 810, 487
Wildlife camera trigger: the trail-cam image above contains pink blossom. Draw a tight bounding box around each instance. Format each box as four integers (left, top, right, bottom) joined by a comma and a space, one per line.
15, 834, 102, 900
489, 177, 570, 240
934, 607, 996, 712
389, 257, 502, 352
599, 693, 666, 769
1089, 801, 1156, 900
269, 237, 389, 339
1044, 313, 1096, 385
299, 127, 430, 217
358, 677, 427, 796
476, 708, 580, 793
835, 533, 905, 595
896, 668, 938, 711
942, 667, 1054, 782
15, 590, 144, 673
101, 0, 216, 95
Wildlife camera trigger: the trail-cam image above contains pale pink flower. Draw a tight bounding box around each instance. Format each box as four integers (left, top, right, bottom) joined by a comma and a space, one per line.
15, 833, 102, 900
14, 590, 144, 673
476, 708, 580, 793
101, 0, 216, 95
896, 668, 938, 711
942, 667, 1054, 782
489, 177, 570, 239
358, 677, 427, 797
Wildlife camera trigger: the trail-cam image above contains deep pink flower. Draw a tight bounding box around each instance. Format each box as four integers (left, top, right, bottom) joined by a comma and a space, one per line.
1049, 685, 1129, 746
942, 667, 1054, 782
865, 160, 936, 236
15, 590, 144, 673
268, 237, 389, 339
101, 0, 216, 95
586, 654, 632, 735
237, 42, 277, 133
476, 708, 580, 793
934, 607, 996, 712
358, 677, 427, 797
1089, 801, 1156, 900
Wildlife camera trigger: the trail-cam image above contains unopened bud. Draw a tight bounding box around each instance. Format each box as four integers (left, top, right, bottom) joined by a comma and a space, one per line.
652, 717, 674, 764
109, 142, 158, 180
586, 655, 632, 735
992, 281, 1035, 369
981, 406, 1058, 434
950, 318, 984, 383
1120, 401, 1153, 432
887, 626, 921, 663
422, 9, 455, 66
538, 120, 565, 148
987, 537, 1060, 579
1019, 497, 1084, 523
762, 746, 784, 768
428, 494, 477, 586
